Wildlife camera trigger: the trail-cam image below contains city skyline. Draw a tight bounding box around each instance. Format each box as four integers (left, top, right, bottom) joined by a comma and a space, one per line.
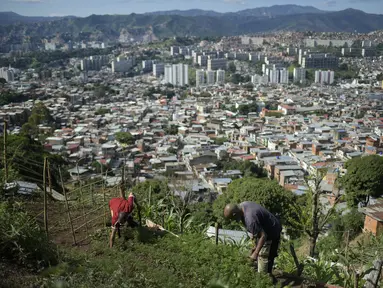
1, 0, 383, 17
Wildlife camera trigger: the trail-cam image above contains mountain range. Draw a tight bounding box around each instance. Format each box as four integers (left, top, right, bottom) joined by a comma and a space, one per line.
0, 5, 383, 44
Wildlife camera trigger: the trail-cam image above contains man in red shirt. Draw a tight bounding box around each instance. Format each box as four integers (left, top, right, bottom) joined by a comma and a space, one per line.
109, 192, 141, 248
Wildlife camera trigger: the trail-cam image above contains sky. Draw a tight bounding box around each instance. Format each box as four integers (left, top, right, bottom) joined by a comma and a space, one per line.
1, 0, 383, 17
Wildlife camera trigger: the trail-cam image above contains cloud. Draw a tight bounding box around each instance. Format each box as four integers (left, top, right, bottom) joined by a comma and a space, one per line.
349, 0, 380, 2
11, 0, 44, 3
223, 0, 246, 4
324, 0, 337, 6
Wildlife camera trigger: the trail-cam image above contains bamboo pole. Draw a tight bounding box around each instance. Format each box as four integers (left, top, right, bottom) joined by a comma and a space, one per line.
101, 164, 107, 228
59, 167, 76, 246
3, 120, 8, 183
47, 161, 52, 195
77, 162, 88, 236
43, 157, 48, 239
215, 222, 219, 245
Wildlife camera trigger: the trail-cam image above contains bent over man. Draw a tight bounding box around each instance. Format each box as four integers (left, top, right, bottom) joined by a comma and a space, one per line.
109, 192, 140, 248
224, 201, 282, 274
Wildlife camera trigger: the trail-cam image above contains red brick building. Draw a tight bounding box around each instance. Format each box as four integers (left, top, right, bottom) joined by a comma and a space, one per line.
361, 199, 383, 236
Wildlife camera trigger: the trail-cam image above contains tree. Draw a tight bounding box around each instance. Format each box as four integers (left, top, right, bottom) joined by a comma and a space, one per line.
291, 170, 341, 257
21, 102, 54, 138
339, 63, 348, 71
230, 73, 242, 84
214, 137, 228, 146
237, 102, 258, 115
94, 86, 106, 98
0, 134, 67, 192
342, 155, 383, 206
165, 125, 178, 135
228, 62, 236, 73
215, 160, 265, 178
115, 132, 134, 145
95, 108, 109, 115
167, 147, 177, 154
377, 73, 383, 82
213, 177, 297, 227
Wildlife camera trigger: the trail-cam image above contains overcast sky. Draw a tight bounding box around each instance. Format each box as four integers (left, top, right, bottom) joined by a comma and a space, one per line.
2, 0, 383, 17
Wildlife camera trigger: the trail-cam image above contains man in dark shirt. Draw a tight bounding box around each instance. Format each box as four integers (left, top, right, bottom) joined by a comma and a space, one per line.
224, 202, 282, 274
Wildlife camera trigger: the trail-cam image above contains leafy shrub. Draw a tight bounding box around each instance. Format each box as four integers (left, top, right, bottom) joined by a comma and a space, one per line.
0, 202, 58, 270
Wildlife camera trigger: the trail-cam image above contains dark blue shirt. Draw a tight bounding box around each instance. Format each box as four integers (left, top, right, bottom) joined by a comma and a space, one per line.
240, 201, 282, 240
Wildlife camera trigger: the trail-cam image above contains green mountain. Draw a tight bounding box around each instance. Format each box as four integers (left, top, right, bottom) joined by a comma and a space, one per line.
0, 11, 72, 25
0, 8, 383, 44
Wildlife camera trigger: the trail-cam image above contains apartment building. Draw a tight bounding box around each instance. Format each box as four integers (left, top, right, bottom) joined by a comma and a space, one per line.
207, 58, 227, 71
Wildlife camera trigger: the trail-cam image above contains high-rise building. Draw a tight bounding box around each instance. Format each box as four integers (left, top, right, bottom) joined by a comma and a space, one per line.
279, 69, 289, 84
216, 69, 225, 84
165, 64, 189, 86
111, 56, 135, 73
268, 70, 280, 84
206, 70, 215, 86
315, 70, 335, 84
207, 58, 227, 71
198, 55, 208, 67
81, 55, 109, 71
153, 63, 165, 77
251, 74, 268, 84
196, 69, 205, 87
164, 64, 173, 84
0, 67, 15, 82
293, 68, 306, 83
170, 46, 180, 56
192, 51, 202, 64
301, 53, 339, 69
142, 60, 157, 72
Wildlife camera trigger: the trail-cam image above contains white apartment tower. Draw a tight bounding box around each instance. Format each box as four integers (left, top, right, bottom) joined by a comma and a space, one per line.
268, 69, 280, 84
293, 68, 306, 83
216, 69, 225, 84
315, 70, 334, 84
164, 64, 173, 84
279, 69, 289, 84
206, 70, 215, 85
165, 64, 189, 86
196, 69, 205, 87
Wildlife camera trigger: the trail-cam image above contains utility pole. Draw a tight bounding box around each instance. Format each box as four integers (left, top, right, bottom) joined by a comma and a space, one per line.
3, 120, 8, 183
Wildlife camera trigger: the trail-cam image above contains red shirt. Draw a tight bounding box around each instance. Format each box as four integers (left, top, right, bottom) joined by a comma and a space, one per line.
109, 196, 134, 226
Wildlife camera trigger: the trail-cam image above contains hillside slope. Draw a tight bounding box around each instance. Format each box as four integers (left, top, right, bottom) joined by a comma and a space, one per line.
0, 8, 382, 43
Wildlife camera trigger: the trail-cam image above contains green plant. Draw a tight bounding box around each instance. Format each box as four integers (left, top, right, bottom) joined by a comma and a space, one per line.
303, 255, 338, 284
0, 202, 58, 270
41, 233, 275, 288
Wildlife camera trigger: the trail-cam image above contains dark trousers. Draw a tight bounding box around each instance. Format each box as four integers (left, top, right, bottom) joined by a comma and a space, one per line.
267, 237, 280, 273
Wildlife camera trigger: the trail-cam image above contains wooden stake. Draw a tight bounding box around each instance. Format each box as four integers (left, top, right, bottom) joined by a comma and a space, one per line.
77, 162, 88, 236
120, 165, 126, 199
47, 160, 52, 195
3, 120, 7, 183
101, 164, 107, 228
354, 271, 359, 288
215, 222, 219, 245
43, 157, 48, 239
59, 167, 76, 245
345, 230, 350, 259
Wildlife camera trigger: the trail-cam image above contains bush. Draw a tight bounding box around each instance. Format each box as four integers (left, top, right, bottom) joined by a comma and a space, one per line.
0, 202, 58, 270
213, 177, 297, 228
